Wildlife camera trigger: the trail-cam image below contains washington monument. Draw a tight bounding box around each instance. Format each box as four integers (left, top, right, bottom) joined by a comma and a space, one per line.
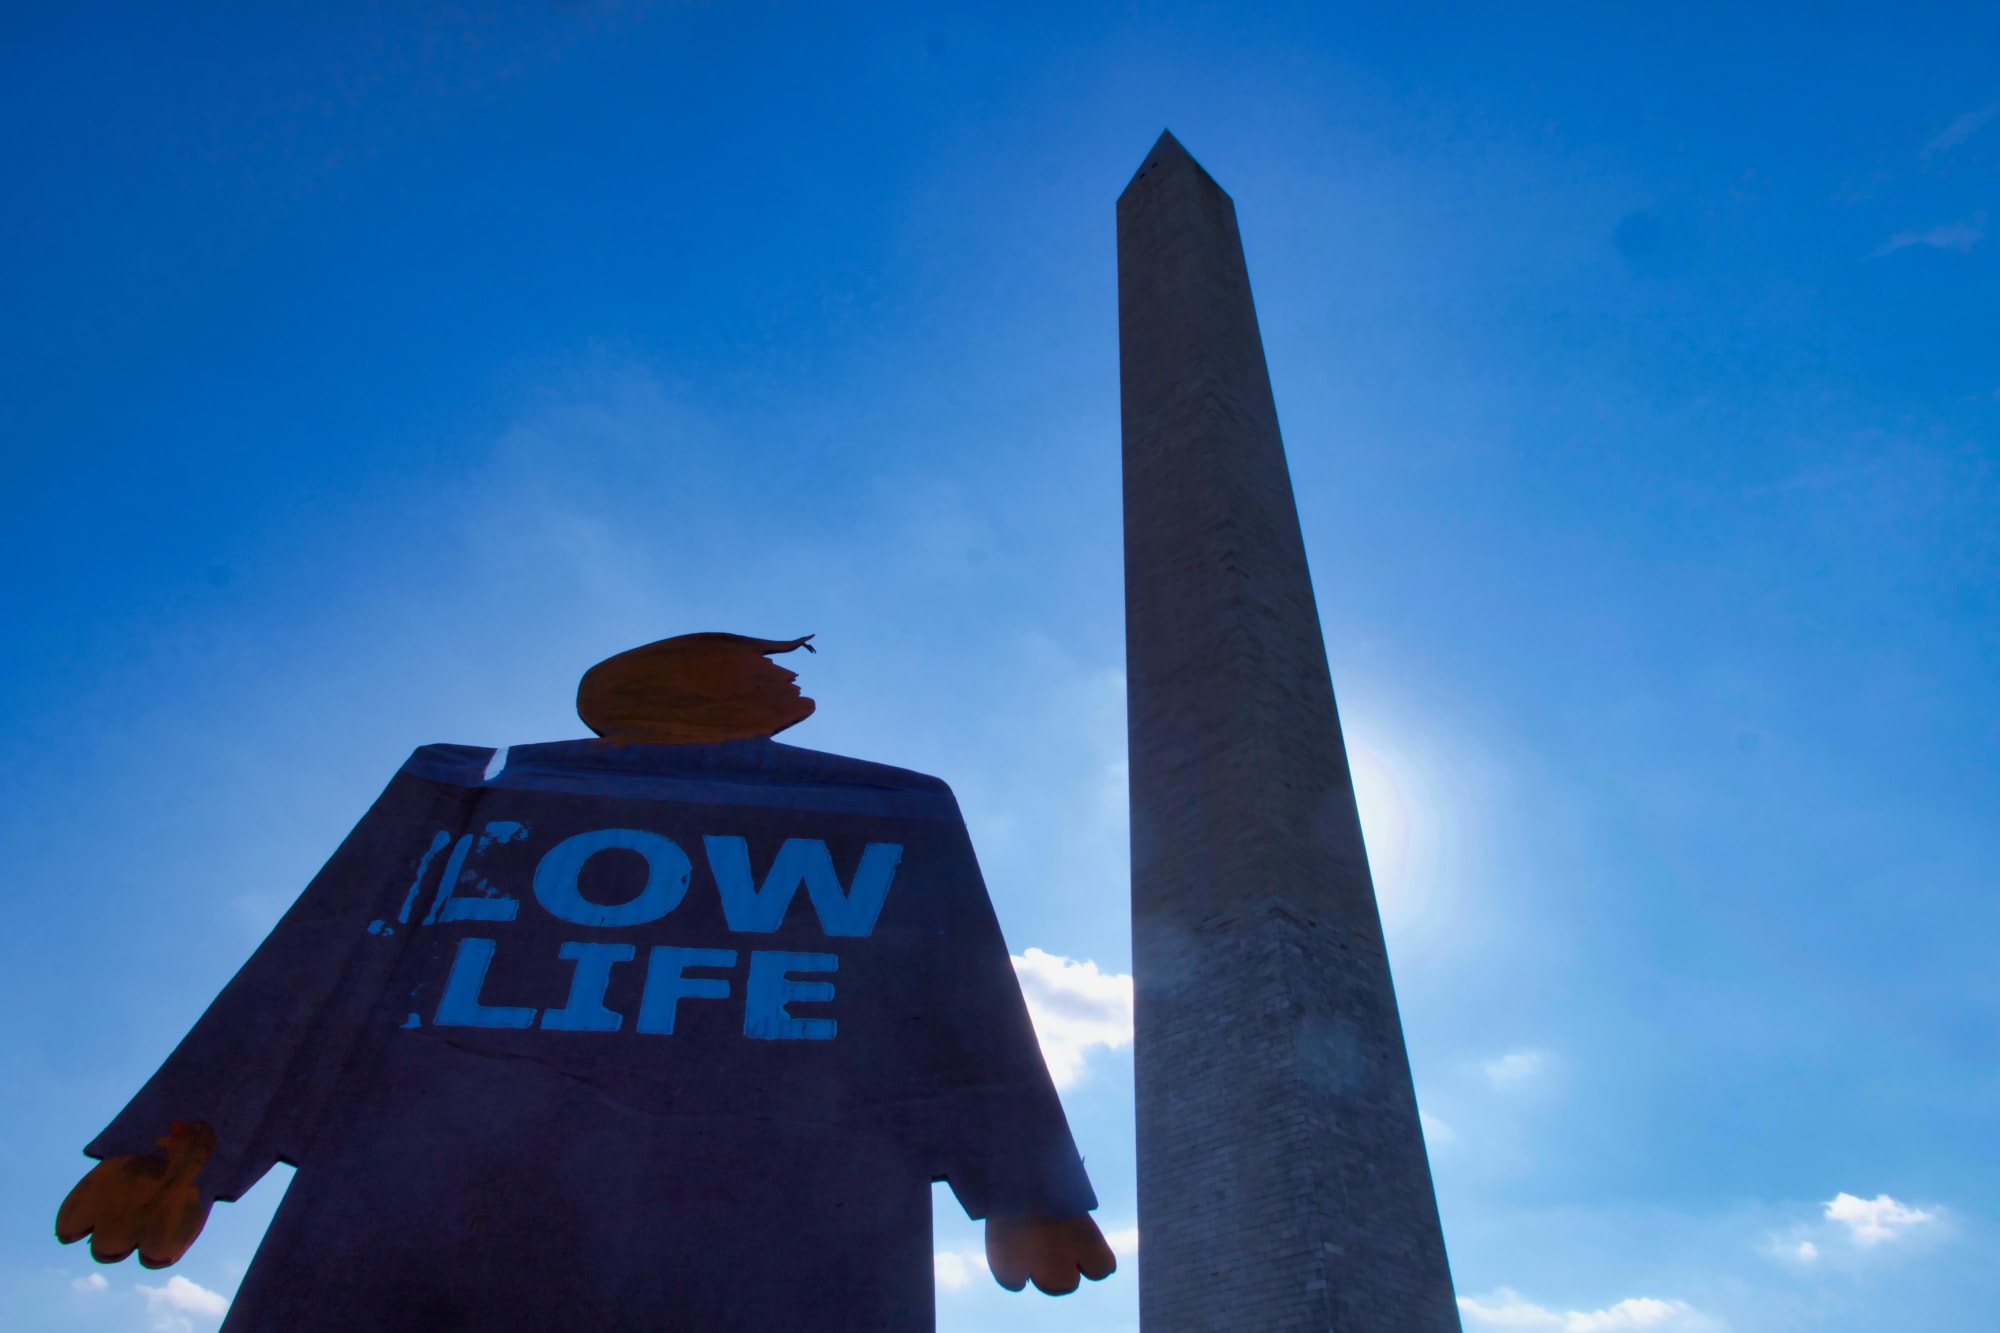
1119, 131, 1460, 1329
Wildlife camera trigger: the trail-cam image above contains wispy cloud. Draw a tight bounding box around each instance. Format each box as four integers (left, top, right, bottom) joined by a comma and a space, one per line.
1482, 1049, 1549, 1087
1459, 1289, 1718, 1331
1011, 948, 1133, 1088
1824, 1192, 1936, 1246
1880, 215, 1987, 255
1922, 105, 1998, 157
1420, 1110, 1458, 1145
70, 1272, 108, 1293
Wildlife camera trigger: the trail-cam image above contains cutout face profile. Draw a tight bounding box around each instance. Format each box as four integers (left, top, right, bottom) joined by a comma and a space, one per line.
576, 633, 817, 745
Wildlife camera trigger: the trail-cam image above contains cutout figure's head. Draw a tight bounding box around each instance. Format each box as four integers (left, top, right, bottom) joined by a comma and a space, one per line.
577, 633, 817, 745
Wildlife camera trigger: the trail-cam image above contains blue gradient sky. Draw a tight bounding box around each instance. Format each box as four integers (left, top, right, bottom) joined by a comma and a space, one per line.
5, 4, 1997, 1330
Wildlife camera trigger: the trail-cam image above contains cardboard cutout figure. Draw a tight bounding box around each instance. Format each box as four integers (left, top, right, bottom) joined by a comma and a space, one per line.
59, 634, 1114, 1330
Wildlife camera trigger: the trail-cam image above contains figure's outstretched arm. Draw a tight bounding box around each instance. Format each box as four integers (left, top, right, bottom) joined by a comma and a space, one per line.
984, 1212, 1117, 1296
56, 1120, 216, 1269
61, 765, 476, 1271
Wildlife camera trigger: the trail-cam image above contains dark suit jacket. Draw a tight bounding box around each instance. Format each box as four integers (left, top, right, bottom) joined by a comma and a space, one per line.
87, 737, 1095, 1331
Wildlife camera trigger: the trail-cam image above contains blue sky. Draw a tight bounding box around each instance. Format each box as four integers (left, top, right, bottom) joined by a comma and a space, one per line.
5, 3, 1997, 1330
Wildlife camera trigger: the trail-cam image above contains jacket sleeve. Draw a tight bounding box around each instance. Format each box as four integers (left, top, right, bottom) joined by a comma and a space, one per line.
917, 808, 1100, 1222
82, 758, 480, 1203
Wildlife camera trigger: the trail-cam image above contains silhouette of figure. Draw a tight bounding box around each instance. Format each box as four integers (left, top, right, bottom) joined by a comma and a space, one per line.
59, 633, 1114, 1330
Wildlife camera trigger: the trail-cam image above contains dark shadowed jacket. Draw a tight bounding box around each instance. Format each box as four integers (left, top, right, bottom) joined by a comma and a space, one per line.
86, 738, 1095, 1332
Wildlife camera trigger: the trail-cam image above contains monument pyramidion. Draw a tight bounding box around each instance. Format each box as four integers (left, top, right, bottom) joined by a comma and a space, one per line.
1119, 130, 1461, 1330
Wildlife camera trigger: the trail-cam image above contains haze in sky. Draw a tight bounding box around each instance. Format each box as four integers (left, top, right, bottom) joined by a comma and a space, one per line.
4, 4, 1996, 1331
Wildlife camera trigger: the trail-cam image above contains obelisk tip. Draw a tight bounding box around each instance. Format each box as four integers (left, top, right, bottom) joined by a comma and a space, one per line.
1120, 128, 1220, 201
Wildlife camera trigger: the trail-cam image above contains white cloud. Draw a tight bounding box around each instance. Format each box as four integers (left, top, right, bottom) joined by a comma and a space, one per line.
1824, 1192, 1935, 1246
1011, 948, 1134, 1089
1460, 1289, 1716, 1331
1765, 1192, 1940, 1266
934, 1246, 988, 1291
1567, 1299, 1711, 1332
1420, 1110, 1458, 1145
1102, 1225, 1140, 1259
137, 1275, 230, 1332
1460, 1290, 1562, 1327
1482, 1049, 1548, 1087
1881, 216, 1986, 254
70, 1272, 108, 1293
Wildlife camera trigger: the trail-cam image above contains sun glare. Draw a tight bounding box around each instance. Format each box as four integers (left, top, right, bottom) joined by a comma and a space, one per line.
1343, 723, 1466, 945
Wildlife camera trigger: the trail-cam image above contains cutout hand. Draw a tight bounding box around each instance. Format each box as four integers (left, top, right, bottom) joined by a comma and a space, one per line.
56, 1120, 216, 1269
984, 1212, 1117, 1295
